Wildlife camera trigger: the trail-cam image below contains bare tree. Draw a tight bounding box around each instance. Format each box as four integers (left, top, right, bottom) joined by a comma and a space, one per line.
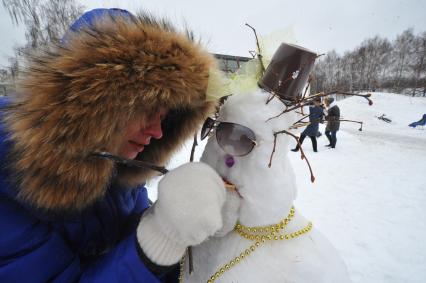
1, 0, 83, 80
391, 29, 415, 92
410, 32, 426, 96
312, 29, 424, 96
2, 0, 83, 46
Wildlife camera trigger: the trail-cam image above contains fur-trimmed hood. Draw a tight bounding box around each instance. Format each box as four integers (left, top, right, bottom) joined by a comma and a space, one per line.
2, 10, 217, 211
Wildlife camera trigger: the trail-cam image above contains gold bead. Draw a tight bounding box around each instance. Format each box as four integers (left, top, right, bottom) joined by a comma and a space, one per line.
208, 280, 212, 283
280, 235, 285, 240
236, 257, 240, 262
225, 264, 230, 270
250, 245, 256, 251
220, 268, 225, 274
215, 272, 220, 277
255, 242, 261, 246
285, 235, 290, 239
259, 228, 264, 233
252, 228, 257, 233
274, 236, 278, 240
230, 260, 235, 265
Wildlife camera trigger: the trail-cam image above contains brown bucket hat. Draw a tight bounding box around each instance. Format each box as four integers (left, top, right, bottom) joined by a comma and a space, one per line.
258, 43, 317, 103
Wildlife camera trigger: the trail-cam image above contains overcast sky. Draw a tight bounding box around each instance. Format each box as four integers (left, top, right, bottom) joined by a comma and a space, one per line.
1, 0, 426, 67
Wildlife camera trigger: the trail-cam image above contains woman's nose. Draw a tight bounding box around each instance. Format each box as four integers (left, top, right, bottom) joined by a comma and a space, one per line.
143, 114, 163, 139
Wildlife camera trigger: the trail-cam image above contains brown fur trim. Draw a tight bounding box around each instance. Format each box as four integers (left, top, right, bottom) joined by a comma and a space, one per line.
3, 12, 217, 211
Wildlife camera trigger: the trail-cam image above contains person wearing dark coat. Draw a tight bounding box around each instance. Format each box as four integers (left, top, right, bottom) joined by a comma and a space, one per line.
324, 97, 340, 148
0, 8, 229, 283
291, 97, 323, 152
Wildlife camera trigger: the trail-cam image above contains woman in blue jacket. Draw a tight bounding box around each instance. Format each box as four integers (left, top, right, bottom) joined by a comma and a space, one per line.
0, 8, 227, 283
291, 97, 324, 153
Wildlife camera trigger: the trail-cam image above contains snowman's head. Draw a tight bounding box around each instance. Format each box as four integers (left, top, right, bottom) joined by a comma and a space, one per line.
201, 89, 298, 205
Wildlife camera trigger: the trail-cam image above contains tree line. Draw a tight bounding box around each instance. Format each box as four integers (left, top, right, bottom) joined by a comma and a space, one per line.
1, 0, 83, 85
310, 29, 426, 97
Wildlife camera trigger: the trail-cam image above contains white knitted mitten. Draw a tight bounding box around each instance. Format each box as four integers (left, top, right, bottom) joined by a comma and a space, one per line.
137, 162, 226, 266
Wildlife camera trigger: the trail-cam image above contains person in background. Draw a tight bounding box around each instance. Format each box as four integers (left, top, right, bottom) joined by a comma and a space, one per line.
324, 97, 341, 149
291, 96, 323, 153
0, 8, 229, 283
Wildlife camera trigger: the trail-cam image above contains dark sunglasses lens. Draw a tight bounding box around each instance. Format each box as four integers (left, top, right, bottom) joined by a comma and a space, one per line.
201, 117, 215, 140
216, 123, 256, 156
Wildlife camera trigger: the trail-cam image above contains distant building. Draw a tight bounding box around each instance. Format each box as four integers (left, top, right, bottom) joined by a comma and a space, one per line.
213, 54, 251, 74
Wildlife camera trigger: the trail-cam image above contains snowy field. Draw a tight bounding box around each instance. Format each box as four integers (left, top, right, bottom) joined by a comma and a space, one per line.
147, 92, 426, 283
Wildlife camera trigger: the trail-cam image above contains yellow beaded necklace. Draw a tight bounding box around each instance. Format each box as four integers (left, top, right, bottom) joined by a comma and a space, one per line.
179, 206, 313, 283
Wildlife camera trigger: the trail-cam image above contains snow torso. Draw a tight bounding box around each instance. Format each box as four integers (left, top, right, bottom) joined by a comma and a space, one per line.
184, 212, 350, 283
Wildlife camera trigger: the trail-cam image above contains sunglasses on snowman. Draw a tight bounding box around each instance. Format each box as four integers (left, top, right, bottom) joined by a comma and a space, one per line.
201, 117, 257, 156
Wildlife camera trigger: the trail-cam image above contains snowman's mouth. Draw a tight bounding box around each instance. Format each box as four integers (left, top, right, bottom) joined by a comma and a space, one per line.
222, 178, 243, 198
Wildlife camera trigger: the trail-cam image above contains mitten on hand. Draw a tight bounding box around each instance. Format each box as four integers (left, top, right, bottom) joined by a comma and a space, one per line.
137, 162, 226, 266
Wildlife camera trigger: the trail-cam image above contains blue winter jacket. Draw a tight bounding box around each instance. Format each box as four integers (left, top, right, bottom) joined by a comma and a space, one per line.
0, 97, 168, 282
302, 105, 324, 137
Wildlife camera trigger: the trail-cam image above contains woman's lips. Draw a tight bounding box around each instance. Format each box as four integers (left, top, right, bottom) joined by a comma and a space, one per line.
129, 141, 145, 152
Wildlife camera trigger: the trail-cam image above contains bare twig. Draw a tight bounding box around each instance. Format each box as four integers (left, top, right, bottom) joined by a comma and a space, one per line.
268, 130, 315, 183
338, 119, 363, 131
245, 23, 266, 76
289, 121, 310, 130
266, 91, 372, 122
187, 133, 199, 274
325, 91, 373, 105
301, 76, 312, 101
189, 133, 198, 162
290, 114, 310, 127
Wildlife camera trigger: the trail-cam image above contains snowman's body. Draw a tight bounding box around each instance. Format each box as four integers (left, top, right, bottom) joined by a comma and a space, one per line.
186, 214, 349, 283
183, 89, 351, 283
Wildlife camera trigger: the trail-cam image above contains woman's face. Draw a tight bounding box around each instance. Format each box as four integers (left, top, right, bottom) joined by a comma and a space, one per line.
117, 108, 167, 159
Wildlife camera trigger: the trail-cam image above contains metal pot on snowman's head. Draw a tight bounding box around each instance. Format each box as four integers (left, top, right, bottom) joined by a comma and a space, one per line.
258, 43, 317, 104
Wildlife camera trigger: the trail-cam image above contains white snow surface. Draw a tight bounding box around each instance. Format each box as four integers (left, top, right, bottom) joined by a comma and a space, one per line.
146, 92, 426, 283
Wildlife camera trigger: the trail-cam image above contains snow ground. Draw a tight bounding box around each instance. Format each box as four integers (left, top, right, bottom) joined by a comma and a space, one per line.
146, 92, 426, 283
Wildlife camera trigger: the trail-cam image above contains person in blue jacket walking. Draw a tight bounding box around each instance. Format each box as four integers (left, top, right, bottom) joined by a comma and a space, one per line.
291, 96, 324, 153
0, 8, 228, 283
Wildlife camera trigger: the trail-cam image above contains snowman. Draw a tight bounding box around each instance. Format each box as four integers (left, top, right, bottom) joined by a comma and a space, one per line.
181, 43, 351, 283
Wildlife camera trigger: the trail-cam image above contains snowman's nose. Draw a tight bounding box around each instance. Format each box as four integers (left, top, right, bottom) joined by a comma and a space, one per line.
225, 155, 235, 168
